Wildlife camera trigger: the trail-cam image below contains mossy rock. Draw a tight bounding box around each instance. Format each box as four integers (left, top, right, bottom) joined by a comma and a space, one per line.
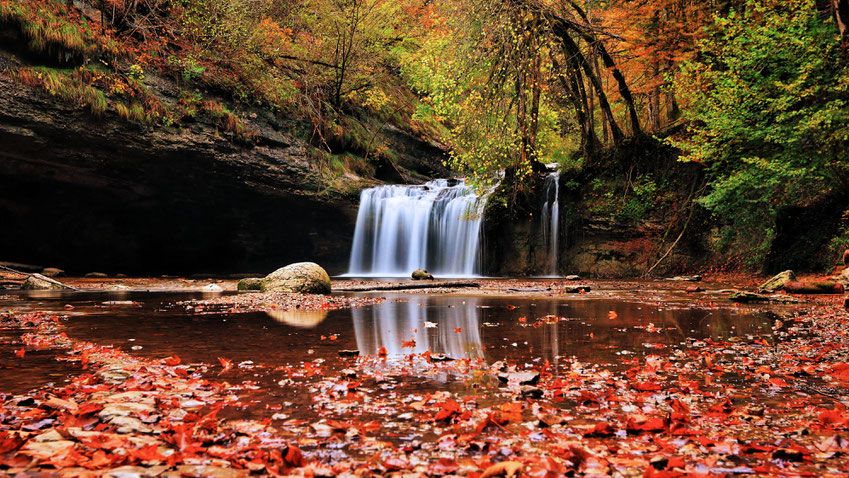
411, 269, 434, 280
237, 277, 264, 291
22, 273, 67, 290
759, 270, 796, 291
261, 262, 331, 294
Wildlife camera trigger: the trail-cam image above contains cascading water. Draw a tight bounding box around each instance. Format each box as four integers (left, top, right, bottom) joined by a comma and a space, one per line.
540, 169, 560, 276
346, 179, 487, 277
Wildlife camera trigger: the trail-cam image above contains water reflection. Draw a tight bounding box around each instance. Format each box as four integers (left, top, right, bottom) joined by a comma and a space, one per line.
353, 297, 484, 359
267, 309, 329, 328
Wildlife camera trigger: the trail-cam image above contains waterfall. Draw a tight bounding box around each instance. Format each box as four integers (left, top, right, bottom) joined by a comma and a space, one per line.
346, 179, 487, 277
540, 170, 560, 276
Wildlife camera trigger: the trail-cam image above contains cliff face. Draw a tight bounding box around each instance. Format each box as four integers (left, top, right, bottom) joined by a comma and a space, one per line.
0, 58, 448, 276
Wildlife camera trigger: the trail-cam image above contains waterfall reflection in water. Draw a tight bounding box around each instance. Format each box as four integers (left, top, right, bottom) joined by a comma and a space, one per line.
353, 296, 484, 359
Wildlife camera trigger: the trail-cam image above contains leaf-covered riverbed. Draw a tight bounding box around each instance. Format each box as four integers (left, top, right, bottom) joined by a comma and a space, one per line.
0, 280, 848, 476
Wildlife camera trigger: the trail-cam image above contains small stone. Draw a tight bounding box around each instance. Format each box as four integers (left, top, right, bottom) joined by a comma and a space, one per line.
202, 284, 223, 292
685, 286, 702, 293
564, 275, 581, 280
429, 353, 454, 362
412, 269, 434, 280
520, 385, 543, 398
497, 370, 540, 385
237, 277, 263, 291
85, 272, 109, 278
41, 268, 65, 277
668, 275, 702, 282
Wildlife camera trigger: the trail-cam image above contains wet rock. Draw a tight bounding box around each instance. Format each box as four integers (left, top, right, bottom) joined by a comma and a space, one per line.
760, 270, 796, 291
497, 370, 540, 385
338, 349, 359, 357
261, 262, 331, 294
668, 274, 702, 282
85, 272, 109, 278
202, 284, 223, 292
685, 286, 702, 293
562, 285, 591, 293
106, 284, 131, 291
22, 273, 68, 290
41, 267, 64, 277
728, 291, 805, 304
412, 269, 434, 280
564, 275, 581, 280
429, 353, 454, 362
237, 277, 263, 291
520, 385, 543, 398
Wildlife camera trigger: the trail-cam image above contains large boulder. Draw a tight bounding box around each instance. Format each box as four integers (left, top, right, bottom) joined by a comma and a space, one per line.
260, 262, 331, 294
22, 273, 68, 290
760, 270, 796, 291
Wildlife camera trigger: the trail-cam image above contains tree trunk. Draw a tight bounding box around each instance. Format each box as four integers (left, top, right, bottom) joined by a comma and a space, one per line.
566, 1, 642, 136
649, 65, 661, 132
835, 0, 849, 54
554, 27, 624, 143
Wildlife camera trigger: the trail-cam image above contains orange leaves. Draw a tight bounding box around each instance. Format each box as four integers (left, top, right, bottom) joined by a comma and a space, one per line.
218, 357, 233, 371
584, 421, 614, 437
625, 415, 666, 432
0, 433, 25, 454
607, 311, 618, 320
14, 348, 25, 358
434, 399, 463, 422
401, 339, 416, 348
819, 408, 849, 428
633, 381, 662, 392
454, 327, 463, 333
163, 355, 181, 366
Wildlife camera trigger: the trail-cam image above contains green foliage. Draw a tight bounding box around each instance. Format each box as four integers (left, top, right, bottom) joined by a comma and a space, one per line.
585, 176, 667, 223
673, 0, 849, 253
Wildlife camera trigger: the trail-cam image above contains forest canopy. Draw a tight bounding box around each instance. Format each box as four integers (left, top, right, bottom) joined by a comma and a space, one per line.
2, 0, 848, 265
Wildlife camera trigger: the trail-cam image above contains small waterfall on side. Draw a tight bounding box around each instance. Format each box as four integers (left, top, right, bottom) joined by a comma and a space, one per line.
540, 169, 560, 276
347, 179, 488, 277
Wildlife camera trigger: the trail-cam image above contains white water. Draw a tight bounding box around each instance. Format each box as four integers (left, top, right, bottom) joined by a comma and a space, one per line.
346, 179, 487, 277
540, 170, 560, 276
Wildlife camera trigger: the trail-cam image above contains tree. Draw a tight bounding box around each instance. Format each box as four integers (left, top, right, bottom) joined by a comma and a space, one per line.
672, 0, 849, 259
